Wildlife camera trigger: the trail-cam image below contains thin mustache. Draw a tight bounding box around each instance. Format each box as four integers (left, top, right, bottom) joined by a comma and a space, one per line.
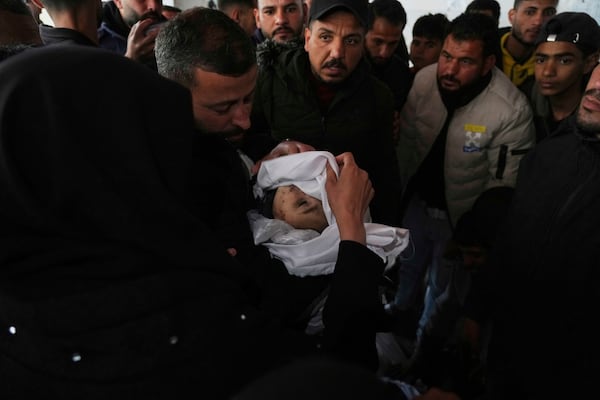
273, 27, 293, 35
323, 59, 346, 69
440, 74, 459, 83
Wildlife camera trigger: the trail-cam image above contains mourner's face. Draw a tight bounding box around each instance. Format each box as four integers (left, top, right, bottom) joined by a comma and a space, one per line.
273, 185, 328, 232
437, 34, 495, 93
115, 0, 163, 27
576, 64, 600, 135
305, 10, 365, 84
190, 65, 257, 145
410, 36, 443, 72
365, 16, 404, 66
255, 0, 306, 43
508, 0, 557, 46
534, 41, 597, 98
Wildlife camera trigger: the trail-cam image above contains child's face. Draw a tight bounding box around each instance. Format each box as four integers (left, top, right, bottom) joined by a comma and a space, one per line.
273, 185, 328, 232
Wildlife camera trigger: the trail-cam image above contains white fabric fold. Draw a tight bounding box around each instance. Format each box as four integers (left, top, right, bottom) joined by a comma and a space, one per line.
250, 151, 410, 277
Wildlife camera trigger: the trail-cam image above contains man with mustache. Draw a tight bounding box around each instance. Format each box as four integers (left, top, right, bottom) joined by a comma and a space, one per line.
481, 49, 600, 400
392, 12, 535, 378
253, 0, 306, 44
497, 0, 558, 88
250, 0, 402, 227
98, 0, 166, 66
523, 12, 600, 142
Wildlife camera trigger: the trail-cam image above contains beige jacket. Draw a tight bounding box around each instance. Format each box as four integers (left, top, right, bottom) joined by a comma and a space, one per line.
397, 64, 535, 225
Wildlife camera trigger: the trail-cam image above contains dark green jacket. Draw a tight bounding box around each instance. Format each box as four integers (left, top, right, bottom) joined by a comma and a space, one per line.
251, 44, 402, 225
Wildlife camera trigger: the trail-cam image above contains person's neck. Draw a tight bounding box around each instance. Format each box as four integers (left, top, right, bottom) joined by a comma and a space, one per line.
49, 10, 99, 44
505, 32, 533, 63
548, 83, 583, 122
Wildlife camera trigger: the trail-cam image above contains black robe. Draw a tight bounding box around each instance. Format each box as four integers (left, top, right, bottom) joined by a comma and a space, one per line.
0, 46, 389, 399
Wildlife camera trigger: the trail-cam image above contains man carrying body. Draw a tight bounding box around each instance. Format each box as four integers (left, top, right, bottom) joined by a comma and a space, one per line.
392, 12, 535, 365
524, 11, 600, 142
364, 0, 411, 138
253, 0, 306, 44
250, 0, 402, 226
497, 0, 558, 88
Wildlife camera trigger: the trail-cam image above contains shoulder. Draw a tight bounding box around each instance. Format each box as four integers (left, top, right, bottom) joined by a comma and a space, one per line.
256, 38, 304, 72
485, 68, 531, 112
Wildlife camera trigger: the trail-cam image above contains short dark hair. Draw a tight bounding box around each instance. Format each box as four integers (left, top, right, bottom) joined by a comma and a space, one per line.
162, 5, 182, 12
446, 12, 500, 58
367, 0, 406, 30
514, 0, 558, 7
466, 0, 500, 22
155, 7, 256, 88
218, 0, 255, 11
412, 13, 449, 41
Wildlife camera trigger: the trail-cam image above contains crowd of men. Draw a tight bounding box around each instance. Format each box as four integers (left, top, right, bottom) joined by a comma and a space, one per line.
1, 0, 600, 399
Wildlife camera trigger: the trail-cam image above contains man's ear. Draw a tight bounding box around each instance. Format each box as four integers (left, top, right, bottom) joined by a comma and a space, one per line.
113, 0, 124, 10
482, 54, 496, 75
304, 26, 311, 52
31, 0, 44, 10
508, 8, 516, 26
254, 7, 260, 29
584, 51, 600, 75
231, 7, 241, 24
302, 2, 308, 25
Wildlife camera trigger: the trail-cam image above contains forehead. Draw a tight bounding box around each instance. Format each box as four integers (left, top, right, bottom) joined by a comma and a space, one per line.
536, 41, 582, 57
312, 9, 363, 32
369, 17, 403, 36
258, 0, 302, 8
192, 65, 257, 102
443, 34, 484, 58
515, 0, 558, 11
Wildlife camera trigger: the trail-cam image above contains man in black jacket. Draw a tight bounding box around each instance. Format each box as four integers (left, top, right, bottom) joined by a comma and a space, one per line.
484, 61, 600, 400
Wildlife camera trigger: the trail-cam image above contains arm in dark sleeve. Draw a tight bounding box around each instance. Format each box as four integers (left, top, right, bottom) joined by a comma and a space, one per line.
322, 240, 386, 371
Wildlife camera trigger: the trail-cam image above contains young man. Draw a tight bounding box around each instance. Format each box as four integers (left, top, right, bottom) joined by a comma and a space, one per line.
409, 13, 449, 75
497, 0, 558, 88
364, 0, 411, 136
253, 0, 306, 44
251, 0, 402, 227
526, 11, 600, 141
393, 12, 535, 365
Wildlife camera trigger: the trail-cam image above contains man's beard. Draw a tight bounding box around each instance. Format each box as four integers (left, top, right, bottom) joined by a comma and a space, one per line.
576, 89, 600, 137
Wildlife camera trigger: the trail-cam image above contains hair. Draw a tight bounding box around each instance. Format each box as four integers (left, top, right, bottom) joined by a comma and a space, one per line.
466, 0, 500, 22
218, 0, 255, 12
0, 0, 31, 14
163, 4, 182, 12
367, 0, 406, 30
155, 7, 256, 88
514, 0, 558, 7
412, 13, 449, 41
446, 12, 500, 58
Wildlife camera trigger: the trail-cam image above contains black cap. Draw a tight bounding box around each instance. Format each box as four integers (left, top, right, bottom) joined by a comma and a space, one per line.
535, 12, 600, 56
308, 0, 368, 28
